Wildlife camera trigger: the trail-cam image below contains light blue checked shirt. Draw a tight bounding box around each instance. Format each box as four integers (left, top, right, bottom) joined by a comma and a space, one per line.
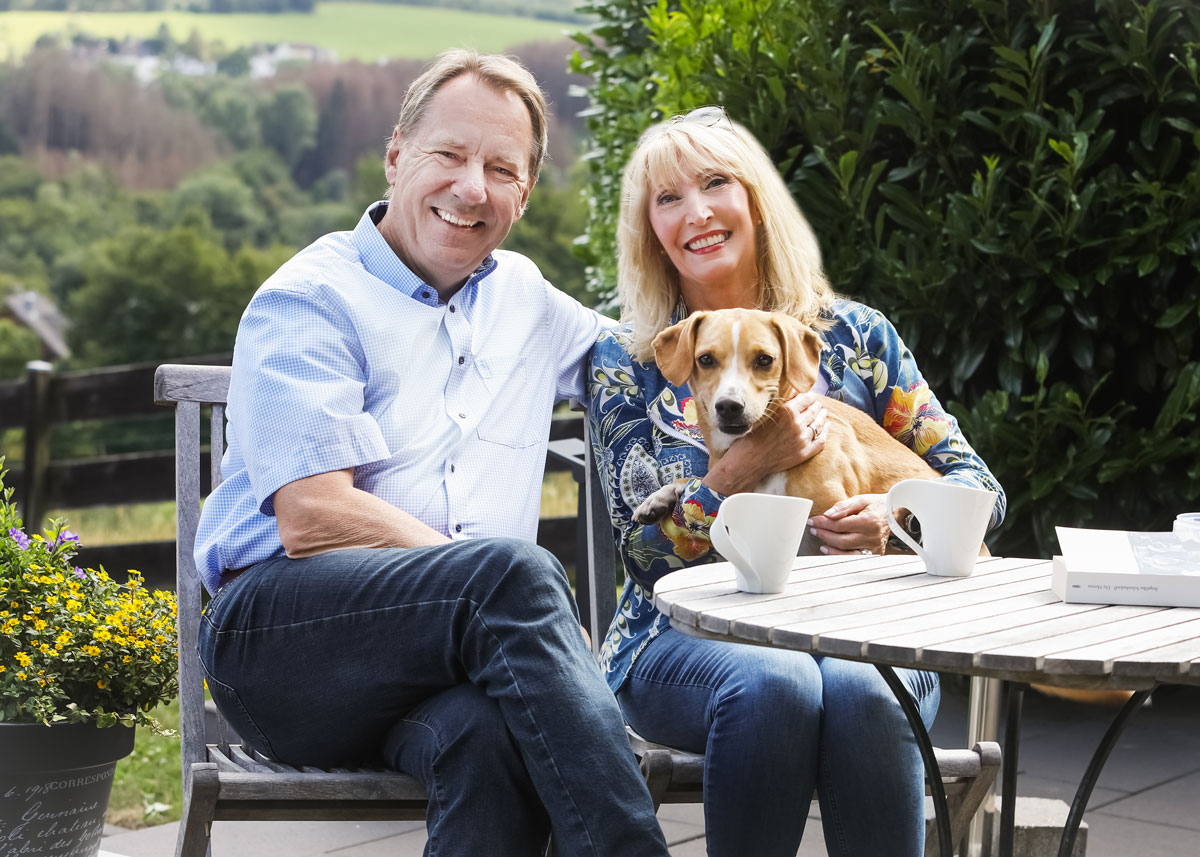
194, 203, 606, 594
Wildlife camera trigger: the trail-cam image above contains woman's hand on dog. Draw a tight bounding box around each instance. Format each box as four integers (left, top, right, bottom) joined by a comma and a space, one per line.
808, 493, 891, 556
703, 391, 828, 496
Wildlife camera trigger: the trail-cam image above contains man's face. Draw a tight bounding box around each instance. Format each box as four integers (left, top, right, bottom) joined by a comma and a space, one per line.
378, 75, 533, 297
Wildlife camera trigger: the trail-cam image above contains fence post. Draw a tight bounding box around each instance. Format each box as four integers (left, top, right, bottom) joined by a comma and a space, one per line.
21, 360, 53, 530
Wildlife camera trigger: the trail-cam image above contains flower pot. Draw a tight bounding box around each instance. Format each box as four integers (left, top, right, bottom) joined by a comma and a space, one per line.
0, 721, 134, 857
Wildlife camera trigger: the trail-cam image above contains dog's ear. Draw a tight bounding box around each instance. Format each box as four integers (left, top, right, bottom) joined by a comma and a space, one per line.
653, 312, 707, 386
772, 314, 823, 396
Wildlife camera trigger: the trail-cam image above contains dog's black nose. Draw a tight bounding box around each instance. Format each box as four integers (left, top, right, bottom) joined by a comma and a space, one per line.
715, 398, 745, 421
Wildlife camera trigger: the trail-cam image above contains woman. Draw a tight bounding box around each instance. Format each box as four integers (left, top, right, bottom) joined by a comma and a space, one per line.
588, 108, 1006, 857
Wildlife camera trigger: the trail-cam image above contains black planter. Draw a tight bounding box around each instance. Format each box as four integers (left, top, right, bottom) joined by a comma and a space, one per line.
0, 721, 135, 857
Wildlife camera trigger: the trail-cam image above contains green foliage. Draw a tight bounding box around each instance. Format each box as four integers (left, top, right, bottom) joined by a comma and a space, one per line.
66, 224, 292, 365
0, 318, 40, 380
569, 0, 661, 294
574, 0, 1200, 556
257, 83, 318, 167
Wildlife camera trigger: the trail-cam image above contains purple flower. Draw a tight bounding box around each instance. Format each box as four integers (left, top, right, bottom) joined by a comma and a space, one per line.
54, 530, 80, 549
8, 528, 29, 550
74, 567, 86, 579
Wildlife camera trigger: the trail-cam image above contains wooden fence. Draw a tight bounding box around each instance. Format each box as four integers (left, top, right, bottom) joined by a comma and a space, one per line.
0, 359, 586, 590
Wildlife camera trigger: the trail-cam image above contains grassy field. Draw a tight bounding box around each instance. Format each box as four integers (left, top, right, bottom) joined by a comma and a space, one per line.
107, 698, 184, 828
0, 3, 570, 62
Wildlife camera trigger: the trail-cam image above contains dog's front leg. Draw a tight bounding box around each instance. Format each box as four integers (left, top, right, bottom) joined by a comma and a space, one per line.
633, 481, 686, 524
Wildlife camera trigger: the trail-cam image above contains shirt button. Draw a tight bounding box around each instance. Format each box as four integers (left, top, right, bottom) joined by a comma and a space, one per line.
458, 356, 465, 365
455, 524, 463, 533
449, 305, 456, 313
450, 464, 456, 473
458, 412, 467, 419
422, 291, 431, 300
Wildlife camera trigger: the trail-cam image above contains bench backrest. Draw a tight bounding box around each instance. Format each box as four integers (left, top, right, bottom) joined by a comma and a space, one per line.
154, 364, 235, 776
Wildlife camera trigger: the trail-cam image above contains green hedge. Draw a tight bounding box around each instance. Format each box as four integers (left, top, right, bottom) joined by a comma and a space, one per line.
571, 0, 1200, 557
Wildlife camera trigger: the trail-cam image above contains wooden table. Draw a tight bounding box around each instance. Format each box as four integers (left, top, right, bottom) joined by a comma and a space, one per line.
653, 554, 1200, 857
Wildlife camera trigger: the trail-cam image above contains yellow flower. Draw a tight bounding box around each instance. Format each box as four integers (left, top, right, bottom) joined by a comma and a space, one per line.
883, 383, 951, 456
0, 664, 6, 673
16, 671, 27, 681
14, 651, 32, 667
33, 619, 47, 631
97, 680, 108, 690
659, 498, 718, 562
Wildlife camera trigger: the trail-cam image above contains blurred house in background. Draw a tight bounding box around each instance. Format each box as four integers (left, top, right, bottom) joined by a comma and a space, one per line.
2, 290, 70, 363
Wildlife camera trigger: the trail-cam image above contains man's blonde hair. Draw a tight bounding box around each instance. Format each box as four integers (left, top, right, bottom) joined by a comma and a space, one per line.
390, 49, 548, 187
618, 111, 834, 363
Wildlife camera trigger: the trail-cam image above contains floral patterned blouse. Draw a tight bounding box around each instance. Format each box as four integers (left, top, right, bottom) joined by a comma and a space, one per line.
587, 298, 1006, 694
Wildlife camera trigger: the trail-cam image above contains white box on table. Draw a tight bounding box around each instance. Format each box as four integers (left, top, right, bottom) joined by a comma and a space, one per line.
1051, 526, 1200, 608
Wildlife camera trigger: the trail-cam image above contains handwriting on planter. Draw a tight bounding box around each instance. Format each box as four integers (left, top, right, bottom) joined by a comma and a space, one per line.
0, 768, 113, 857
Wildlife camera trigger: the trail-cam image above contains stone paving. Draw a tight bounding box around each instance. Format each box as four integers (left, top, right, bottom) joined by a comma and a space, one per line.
100, 680, 1200, 857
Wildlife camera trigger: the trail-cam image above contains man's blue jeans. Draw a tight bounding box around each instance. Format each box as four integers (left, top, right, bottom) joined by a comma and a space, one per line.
618, 626, 940, 857
198, 538, 669, 857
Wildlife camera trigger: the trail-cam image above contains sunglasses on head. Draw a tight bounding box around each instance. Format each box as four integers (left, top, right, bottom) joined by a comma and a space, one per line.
670, 105, 733, 129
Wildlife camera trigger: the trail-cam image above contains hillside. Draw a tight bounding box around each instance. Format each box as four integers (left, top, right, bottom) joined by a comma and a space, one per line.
0, 3, 571, 61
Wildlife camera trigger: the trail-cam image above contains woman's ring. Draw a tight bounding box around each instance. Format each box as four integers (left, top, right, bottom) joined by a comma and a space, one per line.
858, 548, 872, 556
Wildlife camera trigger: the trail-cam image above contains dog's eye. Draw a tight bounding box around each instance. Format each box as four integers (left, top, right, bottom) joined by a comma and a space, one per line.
697, 354, 715, 368
755, 354, 774, 368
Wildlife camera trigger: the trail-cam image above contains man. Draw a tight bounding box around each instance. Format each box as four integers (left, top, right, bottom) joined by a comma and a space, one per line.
194, 50, 670, 857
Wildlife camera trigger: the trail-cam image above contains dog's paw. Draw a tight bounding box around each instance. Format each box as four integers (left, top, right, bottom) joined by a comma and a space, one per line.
633, 483, 684, 524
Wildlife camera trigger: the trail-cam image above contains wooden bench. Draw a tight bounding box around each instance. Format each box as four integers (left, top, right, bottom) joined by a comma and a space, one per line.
156, 362, 999, 857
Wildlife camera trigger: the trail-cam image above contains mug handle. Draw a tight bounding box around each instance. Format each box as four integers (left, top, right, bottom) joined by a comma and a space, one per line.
710, 504, 750, 572
886, 480, 926, 560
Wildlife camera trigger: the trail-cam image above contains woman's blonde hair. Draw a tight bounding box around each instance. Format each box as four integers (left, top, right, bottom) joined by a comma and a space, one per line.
617, 109, 834, 362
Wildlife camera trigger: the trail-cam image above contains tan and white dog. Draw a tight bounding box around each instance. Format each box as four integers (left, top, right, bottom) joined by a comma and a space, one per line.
633, 308, 938, 527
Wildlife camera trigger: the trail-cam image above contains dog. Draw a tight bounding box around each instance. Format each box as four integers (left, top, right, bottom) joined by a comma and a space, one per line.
633, 308, 939, 537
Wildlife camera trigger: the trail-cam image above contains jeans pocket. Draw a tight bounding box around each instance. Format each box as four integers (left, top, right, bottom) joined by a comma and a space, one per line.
201, 665, 280, 761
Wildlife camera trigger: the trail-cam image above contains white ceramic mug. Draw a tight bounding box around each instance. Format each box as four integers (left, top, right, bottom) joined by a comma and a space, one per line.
710, 493, 813, 593
886, 479, 998, 577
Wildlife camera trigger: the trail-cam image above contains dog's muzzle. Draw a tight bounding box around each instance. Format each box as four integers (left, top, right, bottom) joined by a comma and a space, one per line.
715, 397, 751, 434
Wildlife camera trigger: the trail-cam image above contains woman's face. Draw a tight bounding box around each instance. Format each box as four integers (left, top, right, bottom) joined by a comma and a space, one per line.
647, 169, 759, 304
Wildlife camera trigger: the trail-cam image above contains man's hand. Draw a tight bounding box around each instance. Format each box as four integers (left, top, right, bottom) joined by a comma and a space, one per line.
807, 493, 892, 556
274, 469, 449, 558
703, 391, 828, 496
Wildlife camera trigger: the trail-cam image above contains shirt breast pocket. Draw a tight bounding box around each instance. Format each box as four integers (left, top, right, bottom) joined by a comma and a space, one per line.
475, 354, 541, 449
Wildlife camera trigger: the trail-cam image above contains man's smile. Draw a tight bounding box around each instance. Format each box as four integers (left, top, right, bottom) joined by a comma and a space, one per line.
434, 207, 483, 228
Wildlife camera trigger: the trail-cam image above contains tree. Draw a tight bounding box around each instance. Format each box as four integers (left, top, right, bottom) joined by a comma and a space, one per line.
0, 319, 40, 380
66, 225, 290, 366
170, 168, 267, 250
574, 0, 1200, 556
258, 84, 318, 168
199, 80, 262, 150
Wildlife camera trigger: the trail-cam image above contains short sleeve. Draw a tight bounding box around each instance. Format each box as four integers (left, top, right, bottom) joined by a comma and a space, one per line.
228, 287, 392, 515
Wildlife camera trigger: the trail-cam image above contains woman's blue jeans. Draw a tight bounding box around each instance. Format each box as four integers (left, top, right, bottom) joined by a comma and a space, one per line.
618, 626, 940, 857
197, 538, 669, 857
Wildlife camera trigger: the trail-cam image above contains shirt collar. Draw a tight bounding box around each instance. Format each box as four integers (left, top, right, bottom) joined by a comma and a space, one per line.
354, 202, 496, 308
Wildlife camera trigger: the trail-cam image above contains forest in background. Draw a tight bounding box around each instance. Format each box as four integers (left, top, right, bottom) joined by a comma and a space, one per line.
0, 19, 593, 377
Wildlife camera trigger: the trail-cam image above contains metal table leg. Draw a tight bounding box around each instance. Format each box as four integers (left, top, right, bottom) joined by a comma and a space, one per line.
876, 664, 951, 857
1056, 687, 1156, 857
999, 682, 1027, 857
